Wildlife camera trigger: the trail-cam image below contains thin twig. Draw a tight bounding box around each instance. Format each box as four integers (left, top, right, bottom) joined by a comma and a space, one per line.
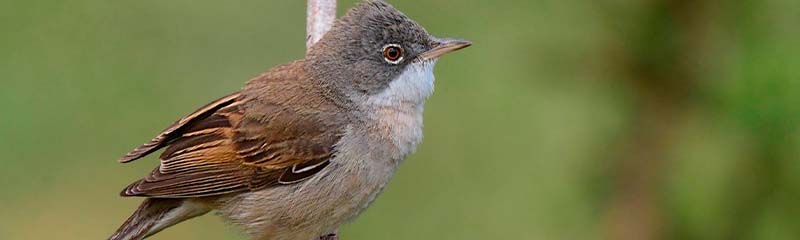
307, 0, 337, 51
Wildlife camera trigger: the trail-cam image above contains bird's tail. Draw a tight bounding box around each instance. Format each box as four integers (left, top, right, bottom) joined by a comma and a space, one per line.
109, 198, 210, 240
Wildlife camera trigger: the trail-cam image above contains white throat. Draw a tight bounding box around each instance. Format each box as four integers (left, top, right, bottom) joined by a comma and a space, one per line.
361, 60, 437, 161
366, 60, 436, 109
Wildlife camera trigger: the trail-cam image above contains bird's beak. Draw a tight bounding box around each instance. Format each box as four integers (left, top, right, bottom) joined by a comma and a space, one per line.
419, 38, 472, 61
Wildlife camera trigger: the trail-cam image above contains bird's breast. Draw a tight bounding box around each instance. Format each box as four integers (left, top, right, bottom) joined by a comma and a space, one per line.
368, 105, 425, 161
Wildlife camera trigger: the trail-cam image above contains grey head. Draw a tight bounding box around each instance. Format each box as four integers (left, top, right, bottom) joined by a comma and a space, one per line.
305, 0, 471, 102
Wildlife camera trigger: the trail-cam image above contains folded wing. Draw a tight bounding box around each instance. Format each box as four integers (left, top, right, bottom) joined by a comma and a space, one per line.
119, 92, 342, 198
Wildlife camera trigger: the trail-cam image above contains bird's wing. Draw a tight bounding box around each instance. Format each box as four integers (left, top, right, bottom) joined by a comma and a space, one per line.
119, 92, 242, 163
119, 92, 342, 198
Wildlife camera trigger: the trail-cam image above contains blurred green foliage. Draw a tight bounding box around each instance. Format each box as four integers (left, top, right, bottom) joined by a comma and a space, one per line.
0, 0, 798, 239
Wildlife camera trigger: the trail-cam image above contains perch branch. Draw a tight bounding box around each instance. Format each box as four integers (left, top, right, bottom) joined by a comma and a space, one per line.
307, 0, 337, 51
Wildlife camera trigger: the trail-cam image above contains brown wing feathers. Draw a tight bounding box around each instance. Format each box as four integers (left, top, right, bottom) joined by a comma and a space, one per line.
232, 109, 341, 184
122, 98, 258, 197
119, 91, 341, 198
119, 93, 242, 163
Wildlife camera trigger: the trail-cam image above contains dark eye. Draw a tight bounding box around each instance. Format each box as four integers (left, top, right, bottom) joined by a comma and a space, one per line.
382, 44, 404, 64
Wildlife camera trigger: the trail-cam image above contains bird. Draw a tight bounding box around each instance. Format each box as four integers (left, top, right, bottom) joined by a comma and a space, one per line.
109, 1, 470, 240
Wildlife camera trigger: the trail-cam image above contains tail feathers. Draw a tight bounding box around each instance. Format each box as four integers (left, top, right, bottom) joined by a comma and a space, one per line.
110, 198, 210, 240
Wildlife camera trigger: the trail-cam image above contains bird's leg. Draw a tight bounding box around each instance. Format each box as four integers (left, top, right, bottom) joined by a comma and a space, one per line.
318, 229, 339, 240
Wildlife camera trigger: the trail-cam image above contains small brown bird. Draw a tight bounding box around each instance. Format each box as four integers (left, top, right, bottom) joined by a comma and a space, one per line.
109, 1, 470, 240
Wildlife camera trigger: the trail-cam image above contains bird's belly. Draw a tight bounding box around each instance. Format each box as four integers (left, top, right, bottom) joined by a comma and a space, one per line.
217, 114, 422, 240
216, 156, 396, 240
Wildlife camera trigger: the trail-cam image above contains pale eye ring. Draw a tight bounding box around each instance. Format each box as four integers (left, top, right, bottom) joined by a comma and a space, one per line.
382, 44, 404, 64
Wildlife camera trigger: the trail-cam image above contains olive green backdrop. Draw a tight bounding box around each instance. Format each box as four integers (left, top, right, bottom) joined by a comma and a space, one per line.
1, 0, 799, 239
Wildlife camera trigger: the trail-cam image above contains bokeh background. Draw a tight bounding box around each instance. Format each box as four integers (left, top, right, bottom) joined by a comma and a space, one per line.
2, 0, 799, 239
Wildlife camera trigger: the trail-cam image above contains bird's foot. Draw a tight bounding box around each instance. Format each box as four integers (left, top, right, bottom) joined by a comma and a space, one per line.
319, 232, 338, 240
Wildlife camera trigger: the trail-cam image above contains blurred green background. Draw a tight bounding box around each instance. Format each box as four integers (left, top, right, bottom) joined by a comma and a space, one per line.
1, 0, 799, 239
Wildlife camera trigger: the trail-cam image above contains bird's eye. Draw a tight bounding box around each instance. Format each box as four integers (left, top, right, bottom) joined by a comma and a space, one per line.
382, 44, 404, 64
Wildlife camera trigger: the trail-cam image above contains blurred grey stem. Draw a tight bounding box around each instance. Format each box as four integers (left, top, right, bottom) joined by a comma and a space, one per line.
308, 0, 339, 239
307, 0, 337, 51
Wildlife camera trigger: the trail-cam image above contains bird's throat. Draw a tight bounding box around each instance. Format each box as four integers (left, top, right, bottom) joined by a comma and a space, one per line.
362, 60, 437, 160
366, 60, 437, 109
